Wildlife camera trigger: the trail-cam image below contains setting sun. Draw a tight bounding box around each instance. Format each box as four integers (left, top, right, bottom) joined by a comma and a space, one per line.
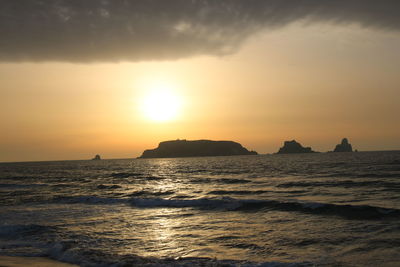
139, 83, 182, 122
1, 2, 400, 267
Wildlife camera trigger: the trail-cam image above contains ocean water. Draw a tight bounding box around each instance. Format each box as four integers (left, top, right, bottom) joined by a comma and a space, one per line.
1, 152, 400, 266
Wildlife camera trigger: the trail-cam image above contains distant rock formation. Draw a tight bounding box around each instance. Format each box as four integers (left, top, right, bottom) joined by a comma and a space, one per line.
277, 140, 316, 154
334, 138, 353, 152
139, 139, 257, 158
92, 154, 101, 160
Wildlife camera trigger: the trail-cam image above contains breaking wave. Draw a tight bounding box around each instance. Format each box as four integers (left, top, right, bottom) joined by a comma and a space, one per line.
47, 194, 400, 220
46, 242, 311, 267
127, 197, 400, 220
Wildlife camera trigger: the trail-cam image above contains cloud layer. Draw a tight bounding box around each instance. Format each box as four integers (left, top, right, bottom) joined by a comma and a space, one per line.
1, 0, 400, 62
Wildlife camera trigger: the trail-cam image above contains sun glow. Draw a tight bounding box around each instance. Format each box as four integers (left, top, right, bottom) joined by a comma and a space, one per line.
139, 81, 182, 122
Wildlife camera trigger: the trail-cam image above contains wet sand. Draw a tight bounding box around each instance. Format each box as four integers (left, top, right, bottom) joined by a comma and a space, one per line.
0, 256, 78, 267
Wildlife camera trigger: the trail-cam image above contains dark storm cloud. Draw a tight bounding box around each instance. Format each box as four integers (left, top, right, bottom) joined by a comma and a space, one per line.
1, 0, 400, 62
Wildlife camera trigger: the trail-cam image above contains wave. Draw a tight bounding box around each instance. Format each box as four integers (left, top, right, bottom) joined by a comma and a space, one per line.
178, 169, 208, 174
96, 184, 121, 189
47, 242, 314, 267
110, 172, 141, 178
0, 175, 37, 181
207, 190, 271, 195
129, 197, 400, 220
143, 175, 165, 180
236, 200, 400, 220
211, 170, 252, 175
110, 172, 165, 181
0, 183, 48, 189
384, 159, 400, 165
191, 178, 252, 184
52, 195, 127, 205
45, 242, 311, 267
355, 173, 400, 178
277, 180, 400, 189
207, 189, 307, 195
128, 190, 175, 197
130, 197, 243, 210
0, 224, 56, 239
0, 236, 311, 266
48, 194, 400, 220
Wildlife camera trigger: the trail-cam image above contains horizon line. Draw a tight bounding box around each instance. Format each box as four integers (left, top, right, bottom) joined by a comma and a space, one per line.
1, 149, 400, 164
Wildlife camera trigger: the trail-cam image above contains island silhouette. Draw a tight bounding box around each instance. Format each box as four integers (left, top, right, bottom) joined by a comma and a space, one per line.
277, 140, 316, 154
333, 138, 353, 152
138, 138, 356, 158
139, 139, 257, 158
92, 154, 101, 160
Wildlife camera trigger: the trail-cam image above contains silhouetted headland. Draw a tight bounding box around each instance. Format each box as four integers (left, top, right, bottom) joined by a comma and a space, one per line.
92, 154, 101, 160
277, 140, 316, 154
139, 139, 257, 158
334, 138, 353, 152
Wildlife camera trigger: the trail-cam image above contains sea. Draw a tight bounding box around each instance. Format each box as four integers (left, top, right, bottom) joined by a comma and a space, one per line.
1, 151, 400, 266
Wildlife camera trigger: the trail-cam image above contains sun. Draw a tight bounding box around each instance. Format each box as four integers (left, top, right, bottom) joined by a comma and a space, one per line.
139, 82, 182, 122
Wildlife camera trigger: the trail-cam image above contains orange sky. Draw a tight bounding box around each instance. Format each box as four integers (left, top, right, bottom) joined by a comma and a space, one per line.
1, 22, 400, 162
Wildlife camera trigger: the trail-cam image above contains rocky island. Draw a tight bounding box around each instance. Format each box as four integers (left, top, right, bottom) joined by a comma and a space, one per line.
334, 138, 353, 152
277, 140, 316, 154
92, 154, 101, 160
139, 139, 257, 158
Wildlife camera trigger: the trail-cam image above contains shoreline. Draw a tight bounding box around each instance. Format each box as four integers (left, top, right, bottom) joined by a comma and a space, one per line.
0, 256, 78, 267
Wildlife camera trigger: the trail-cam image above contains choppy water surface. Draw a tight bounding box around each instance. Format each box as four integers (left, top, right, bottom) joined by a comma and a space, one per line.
1, 152, 400, 266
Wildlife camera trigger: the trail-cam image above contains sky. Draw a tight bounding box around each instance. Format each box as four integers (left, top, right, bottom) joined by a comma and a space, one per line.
1, 0, 400, 162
